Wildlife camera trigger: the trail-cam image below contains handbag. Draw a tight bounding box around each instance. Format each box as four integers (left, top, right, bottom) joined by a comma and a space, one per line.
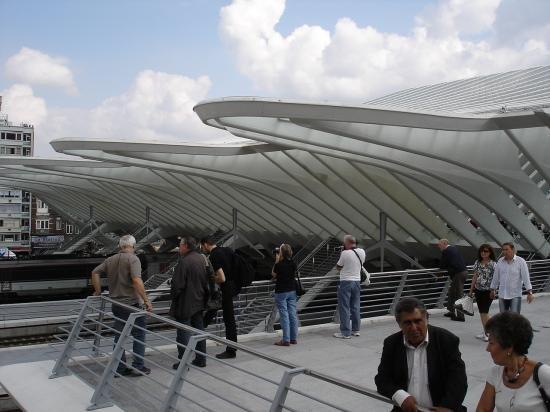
202, 255, 222, 311
534, 362, 550, 411
352, 249, 370, 285
454, 295, 474, 316
295, 271, 306, 297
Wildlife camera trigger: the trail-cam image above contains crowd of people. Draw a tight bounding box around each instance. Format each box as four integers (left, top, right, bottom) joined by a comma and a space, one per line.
90, 234, 549, 411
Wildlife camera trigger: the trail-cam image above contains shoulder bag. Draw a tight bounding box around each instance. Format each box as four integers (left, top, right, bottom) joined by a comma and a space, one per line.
534, 362, 550, 411
295, 270, 306, 296
352, 249, 370, 285
203, 255, 222, 311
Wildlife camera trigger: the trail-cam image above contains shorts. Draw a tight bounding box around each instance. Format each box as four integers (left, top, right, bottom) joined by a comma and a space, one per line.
474, 289, 493, 314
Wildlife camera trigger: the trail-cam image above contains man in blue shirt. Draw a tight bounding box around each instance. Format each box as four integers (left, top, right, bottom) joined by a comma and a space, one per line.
438, 239, 467, 322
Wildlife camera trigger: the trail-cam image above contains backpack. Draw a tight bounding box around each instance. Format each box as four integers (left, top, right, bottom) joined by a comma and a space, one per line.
232, 252, 255, 294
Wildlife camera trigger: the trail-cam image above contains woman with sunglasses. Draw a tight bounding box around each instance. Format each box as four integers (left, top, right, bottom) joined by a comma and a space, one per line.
469, 244, 497, 342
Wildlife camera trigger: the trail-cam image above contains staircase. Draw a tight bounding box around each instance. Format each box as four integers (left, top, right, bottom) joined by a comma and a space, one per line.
296, 237, 343, 278
52, 222, 111, 255
518, 152, 550, 200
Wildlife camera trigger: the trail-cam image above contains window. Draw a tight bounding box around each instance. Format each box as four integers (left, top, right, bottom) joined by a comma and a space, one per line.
23, 147, 31, 156
36, 220, 49, 230
56, 219, 62, 230
66, 224, 74, 234
5, 132, 16, 140
23, 133, 31, 141
0, 220, 3, 227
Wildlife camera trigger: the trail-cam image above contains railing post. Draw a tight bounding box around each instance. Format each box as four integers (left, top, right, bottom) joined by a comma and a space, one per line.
91, 296, 107, 357
160, 334, 209, 412
265, 303, 278, 333
388, 272, 408, 315
50, 296, 93, 378
87, 311, 144, 411
269, 367, 306, 412
437, 277, 451, 309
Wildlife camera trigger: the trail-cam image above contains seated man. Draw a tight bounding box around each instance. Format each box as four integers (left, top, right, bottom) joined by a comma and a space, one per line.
375, 298, 467, 412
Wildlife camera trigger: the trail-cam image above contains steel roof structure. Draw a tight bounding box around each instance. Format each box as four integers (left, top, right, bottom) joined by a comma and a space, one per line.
0, 66, 549, 256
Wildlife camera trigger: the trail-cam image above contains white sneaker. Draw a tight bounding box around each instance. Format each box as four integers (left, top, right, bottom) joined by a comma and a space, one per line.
475, 333, 488, 342
352, 331, 361, 337
333, 332, 351, 339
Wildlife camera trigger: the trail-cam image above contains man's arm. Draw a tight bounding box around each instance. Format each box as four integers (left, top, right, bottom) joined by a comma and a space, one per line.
132, 276, 152, 312
520, 259, 534, 303
375, 337, 412, 409
91, 261, 106, 296
438, 334, 467, 410
91, 272, 102, 295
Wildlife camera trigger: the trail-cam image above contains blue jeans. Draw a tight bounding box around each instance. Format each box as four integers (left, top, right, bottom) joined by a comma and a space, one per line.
499, 297, 522, 313
112, 303, 146, 372
338, 281, 361, 336
176, 310, 206, 364
275, 291, 298, 342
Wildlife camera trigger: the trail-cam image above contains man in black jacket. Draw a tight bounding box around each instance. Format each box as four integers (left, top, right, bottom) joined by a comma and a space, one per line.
169, 236, 209, 369
438, 239, 467, 321
375, 298, 467, 412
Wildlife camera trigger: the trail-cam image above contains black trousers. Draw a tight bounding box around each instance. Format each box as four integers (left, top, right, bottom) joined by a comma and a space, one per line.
204, 281, 238, 353
175, 310, 206, 363
447, 271, 467, 318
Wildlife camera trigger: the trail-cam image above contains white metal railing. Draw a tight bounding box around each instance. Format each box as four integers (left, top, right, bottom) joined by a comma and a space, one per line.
50, 294, 393, 411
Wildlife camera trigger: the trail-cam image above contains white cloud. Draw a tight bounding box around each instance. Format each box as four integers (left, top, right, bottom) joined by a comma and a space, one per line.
21, 70, 228, 157
220, 0, 550, 101
1, 84, 47, 126
5, 47, 78, 95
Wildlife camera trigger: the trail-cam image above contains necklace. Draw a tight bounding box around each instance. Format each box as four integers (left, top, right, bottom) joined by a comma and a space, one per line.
504, 356, 528, 383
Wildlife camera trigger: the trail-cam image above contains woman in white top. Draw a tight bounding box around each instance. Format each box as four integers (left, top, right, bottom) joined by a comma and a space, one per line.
477, 312, 550, 411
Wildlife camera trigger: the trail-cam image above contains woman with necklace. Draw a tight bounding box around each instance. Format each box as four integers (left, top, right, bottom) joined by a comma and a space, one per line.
469, 244, 497, 342
477, 312, 550, 411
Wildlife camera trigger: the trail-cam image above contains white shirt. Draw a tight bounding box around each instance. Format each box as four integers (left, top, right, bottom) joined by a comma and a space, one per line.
487, 364, 550, 412
392, 331, 434, 409
337, 248, 365, 281
490, 255, 532, 299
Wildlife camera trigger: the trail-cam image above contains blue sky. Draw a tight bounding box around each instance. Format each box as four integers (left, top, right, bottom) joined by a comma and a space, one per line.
0, 0, 431, 106
0, 0, 549, 156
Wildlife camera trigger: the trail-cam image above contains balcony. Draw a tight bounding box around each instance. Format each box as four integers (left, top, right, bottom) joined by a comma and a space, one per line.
0, 227, 22, 233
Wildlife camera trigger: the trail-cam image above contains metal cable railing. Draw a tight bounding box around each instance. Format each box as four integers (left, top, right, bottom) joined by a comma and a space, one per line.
50, 295, 394, 411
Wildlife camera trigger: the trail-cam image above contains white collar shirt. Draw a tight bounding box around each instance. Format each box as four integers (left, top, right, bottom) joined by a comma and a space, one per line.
392, 330, 433, 410
490, 255, 532, 299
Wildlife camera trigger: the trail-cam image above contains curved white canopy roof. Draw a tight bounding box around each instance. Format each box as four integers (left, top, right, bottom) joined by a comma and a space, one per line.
1, 66, 548, 256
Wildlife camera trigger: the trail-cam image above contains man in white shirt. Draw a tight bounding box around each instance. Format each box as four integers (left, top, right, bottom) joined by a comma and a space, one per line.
334, 235, 365, 339
375, 298, 467, 412
490, 242, 534, 313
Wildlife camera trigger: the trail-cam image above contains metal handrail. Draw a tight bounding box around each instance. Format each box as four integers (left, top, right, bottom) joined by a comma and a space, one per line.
50, 295, 394, 411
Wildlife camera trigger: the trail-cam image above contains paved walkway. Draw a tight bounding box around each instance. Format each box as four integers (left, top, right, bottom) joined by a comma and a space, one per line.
1, 296, 549, 411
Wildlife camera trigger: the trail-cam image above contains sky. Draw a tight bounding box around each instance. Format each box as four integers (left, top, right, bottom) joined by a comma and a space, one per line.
1, 0, 549, 157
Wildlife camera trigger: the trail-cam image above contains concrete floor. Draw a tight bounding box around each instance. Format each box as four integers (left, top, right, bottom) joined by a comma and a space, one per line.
1, 296, 549, 411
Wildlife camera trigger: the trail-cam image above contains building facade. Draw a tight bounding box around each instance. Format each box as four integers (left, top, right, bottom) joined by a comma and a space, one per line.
0, 111, 34, 256
31, 198, 77, 252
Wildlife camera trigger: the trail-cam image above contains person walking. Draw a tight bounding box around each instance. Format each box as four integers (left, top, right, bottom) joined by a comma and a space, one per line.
469, 244, 496, 342
477, 312, 550, 411
334, 235, 365, 339
200, 237, 238, 359
437, 239, 467, 322
490, 242, 535, 313
169, 236, 209, 369
271, 244, 298, 346
91, 234, 152, 377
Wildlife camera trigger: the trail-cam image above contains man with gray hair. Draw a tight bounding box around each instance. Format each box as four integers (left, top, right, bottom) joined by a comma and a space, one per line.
92, 234, 152, 377
334, 234, 365, 339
